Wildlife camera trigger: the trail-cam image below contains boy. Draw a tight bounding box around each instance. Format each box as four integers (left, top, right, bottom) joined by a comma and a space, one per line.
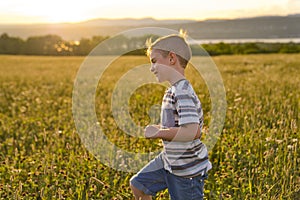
130, 34, 212, 200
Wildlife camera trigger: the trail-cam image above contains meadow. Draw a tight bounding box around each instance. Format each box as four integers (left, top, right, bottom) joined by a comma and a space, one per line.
0, 54, 299, 199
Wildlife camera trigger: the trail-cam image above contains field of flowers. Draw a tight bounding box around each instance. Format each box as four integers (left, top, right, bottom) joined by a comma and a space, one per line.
0, 54, 299, 199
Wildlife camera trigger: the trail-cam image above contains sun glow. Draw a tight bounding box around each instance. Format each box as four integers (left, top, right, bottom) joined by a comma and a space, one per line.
42, 2, 97, 23
2, 1, 94, 24
44, 11, 88, 24
0, 0, 299, 24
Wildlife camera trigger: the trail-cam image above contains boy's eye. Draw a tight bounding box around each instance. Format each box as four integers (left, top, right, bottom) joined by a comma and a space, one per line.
151, 58, 156, 63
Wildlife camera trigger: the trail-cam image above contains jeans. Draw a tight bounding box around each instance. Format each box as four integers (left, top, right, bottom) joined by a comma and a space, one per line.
130, 153, 207, 200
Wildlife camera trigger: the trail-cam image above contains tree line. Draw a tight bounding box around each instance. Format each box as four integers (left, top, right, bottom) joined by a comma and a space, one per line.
0, 33, 300, 56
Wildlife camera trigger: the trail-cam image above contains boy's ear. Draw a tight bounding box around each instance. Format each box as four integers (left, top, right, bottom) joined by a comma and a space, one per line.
169, 52, 177, 65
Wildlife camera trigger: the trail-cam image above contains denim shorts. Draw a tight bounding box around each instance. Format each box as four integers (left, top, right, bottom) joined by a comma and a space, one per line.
130, 153, 207, 200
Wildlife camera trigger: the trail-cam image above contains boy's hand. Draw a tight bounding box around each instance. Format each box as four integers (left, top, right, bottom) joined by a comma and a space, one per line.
144, 125, 160, 139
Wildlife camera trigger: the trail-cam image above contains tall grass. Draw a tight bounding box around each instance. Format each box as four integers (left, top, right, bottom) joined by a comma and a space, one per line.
0, 54, 299, 199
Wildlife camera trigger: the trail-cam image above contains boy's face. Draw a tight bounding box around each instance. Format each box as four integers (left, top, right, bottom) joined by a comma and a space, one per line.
149, 49, 171, 83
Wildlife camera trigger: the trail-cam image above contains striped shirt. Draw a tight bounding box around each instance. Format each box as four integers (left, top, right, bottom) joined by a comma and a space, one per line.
160, 79, 212, 177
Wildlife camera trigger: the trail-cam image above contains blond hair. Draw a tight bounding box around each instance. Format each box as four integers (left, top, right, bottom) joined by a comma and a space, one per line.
146, 31, 192, 68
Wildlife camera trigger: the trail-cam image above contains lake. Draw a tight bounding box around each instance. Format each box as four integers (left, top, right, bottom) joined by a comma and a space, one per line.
189, 38, 300, 44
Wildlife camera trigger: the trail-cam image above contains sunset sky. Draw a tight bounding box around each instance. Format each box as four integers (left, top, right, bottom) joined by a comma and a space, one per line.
0, 0, 299, 24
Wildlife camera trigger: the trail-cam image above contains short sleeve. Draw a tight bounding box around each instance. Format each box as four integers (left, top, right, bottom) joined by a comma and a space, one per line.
175, 90, 200, 126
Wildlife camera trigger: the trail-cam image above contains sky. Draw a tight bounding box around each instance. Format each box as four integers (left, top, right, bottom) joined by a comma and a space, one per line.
0, 0, 299, 24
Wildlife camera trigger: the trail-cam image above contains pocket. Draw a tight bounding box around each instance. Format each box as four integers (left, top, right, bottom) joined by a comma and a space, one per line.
168, 174, 206, 200
193, 174, 207, 198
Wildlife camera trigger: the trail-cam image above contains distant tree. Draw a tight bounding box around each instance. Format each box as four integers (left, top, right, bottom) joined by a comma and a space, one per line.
246, 43, 262, 54
279, 43, 300, 53
202, 42, 233, 55
23, 35, 63, 55
91, 35, 109, 47
191, 44, 211, 56
0, 33, 24, 54
107, 34, 129, 55
257, 43, 282, 54
73, 38, 92, 55
1, 32, 299, 56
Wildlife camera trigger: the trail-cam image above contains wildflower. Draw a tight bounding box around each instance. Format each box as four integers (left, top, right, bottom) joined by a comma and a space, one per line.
275, 139, 283, 144
291, 138, 298, 143
287, 145, 293, 150
265, 137, 272, 142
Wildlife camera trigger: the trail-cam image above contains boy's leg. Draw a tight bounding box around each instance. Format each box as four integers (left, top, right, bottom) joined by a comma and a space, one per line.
130, 153, 167, 198
130, 184, 152, 200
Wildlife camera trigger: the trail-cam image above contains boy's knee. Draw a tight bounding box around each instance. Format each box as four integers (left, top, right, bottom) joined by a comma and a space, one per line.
130, 182, 151, 199
130, 182, 140, 193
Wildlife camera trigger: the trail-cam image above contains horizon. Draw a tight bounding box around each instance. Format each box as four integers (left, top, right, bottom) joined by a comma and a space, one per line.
1, 0, 300, 24
1, 13, 299, 26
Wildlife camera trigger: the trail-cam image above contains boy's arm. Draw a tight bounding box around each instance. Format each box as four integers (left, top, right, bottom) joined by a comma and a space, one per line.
144, 123, 201, 142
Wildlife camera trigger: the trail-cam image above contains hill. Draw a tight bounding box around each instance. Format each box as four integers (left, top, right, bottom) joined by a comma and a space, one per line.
170, 15, 300, 39
0, 14, 299, 40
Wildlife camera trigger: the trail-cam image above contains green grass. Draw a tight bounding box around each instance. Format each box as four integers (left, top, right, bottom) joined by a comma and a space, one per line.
0, 54, 299, 199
